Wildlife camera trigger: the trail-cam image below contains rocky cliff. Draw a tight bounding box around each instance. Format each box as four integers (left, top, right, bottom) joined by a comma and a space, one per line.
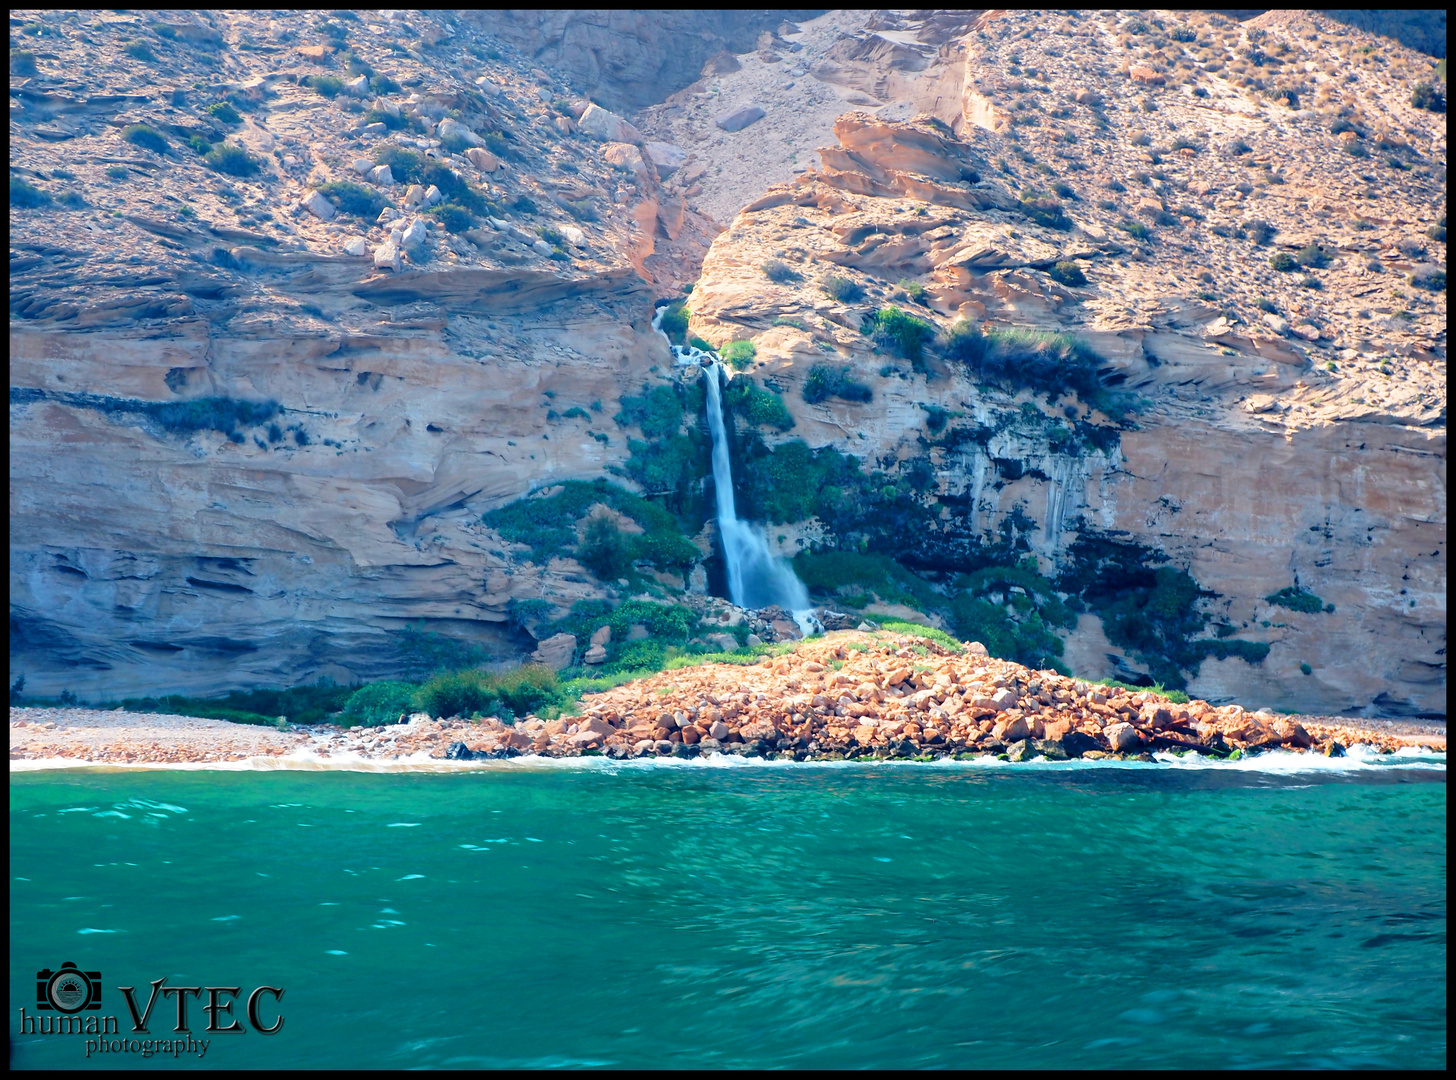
9, 10, 1447, 716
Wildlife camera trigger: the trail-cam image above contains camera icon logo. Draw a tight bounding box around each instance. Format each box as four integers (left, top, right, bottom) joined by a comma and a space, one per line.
36, 962, 103, 1013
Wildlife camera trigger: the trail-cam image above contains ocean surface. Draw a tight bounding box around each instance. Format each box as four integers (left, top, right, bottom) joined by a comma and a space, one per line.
10, 755, 1446, 1070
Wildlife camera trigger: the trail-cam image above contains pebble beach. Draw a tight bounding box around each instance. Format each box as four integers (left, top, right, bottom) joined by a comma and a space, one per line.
9, 632, 1444, 767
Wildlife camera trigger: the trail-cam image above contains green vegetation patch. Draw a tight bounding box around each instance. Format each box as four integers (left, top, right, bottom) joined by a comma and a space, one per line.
822, 275, 864, 303
943, 321, 1121, 417
122, 123, 170, 154
1019, 190, 1073, 230
1057, 531, 1267, 690
121, 679, 353, 728
720, 340, 757, 371
724, 376, 793, 430
11, 177, 51, 208
865, 306, 936, 368
204, 144, 261, 178
482, 479, 700, 576
316, 180, 385, 219
655, 300, 689, 346
415, 664, 568, 722
340, 681, 417, 727
373, 145, 488, 215
802, 364, 873, 404
1265, 586, 1324, 613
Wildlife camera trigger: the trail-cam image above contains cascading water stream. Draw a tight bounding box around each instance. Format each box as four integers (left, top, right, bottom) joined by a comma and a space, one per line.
653, 302, 817, 636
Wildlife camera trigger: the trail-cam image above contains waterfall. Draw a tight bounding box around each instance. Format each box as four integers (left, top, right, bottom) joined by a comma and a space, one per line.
652, 301, 817, 636
703, 366, 817, 635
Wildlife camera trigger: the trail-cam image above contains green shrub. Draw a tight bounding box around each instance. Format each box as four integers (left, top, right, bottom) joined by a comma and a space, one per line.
11, 50, 39, 76
1269, 251, 1297, 272
1119, 219, 1152, 240
720, 340, 757, 371
946, 322, 1116, 415
124, 40, 157, 62
106, 166, 130, 180
204, 143, 261, 178
802, 364, 873, 404
897, 279, 928, 304
822, 275, 864, 303
11, 177, 50, 208
578, 516, 634, 580
341, 681, 417, 726
125, 679, 354, 728
762, 258, 799, 284
1266, 586, 1324, 613
188, 133, 215, 155
1256, 297, 1278, 313
866, 306, 936, 367
428, 201, 474, 233
207, 101, 242, 125
1299, 274, 1322, 290
1300, 662, 1313, 676
122, 123, 170, 154
57, 190, 87, 209
1049, 260, 1087, 287
724, 377, 794, 430
414, 664, 568, 721
484, 478, 700, 572
1410, 270, 1446, 292
309, 75, 346, 98
1242, 219, 1274, 245
688, 335, 714, 353
1296, 243, 1330, 268
1410, 82, 1445, 113
316, 180, 384, 218
1019, 190, 1072, 230
656, 301, 689, 345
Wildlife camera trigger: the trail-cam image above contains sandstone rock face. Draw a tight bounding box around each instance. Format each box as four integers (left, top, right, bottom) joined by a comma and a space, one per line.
530, 633, 577, 670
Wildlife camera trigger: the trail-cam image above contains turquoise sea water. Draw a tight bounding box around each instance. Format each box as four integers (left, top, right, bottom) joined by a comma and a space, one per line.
10, 758, 1446, 1070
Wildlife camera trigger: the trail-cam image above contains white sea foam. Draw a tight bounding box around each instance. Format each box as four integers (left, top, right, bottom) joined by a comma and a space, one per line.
10, 744, 1442, 775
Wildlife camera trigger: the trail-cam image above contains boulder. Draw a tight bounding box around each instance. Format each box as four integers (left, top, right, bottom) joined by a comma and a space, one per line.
582, 643, 608, 665
376, 206, 400, 224
398, 218, 428, 251
436, 117, 484, 147
701, 50, 741, 76
1061, 731, 1102, 758
715, 105, 765, 132
351, 157, 374, 176
1006, 739, 1033, 762
577, 102, 642, 144
464, 146, 501, 172
994, 715, 1031, 742
1032, 738, 1069, 760
422, 184, 443, 208
991, 688, 1016, 708
444, 741, 477, 761
1129, 65, 1166, 86
1273, 717, 1312, 749
403, 184, 426, 208
589, 625, 611, 647
966, 641, 989, 657
343, 74, 370, 98
373, 239, 401, 272
342, 236, 368, 257
1074, 90, 1103, 106
1106, 721, 1139, 752
769, 619, 801, 641
705, 632, 738, 652
367, 164, 394, 187
643, 141, 688, 178
300, 190, 336, 221
601, 141, 653, 181
709, 720, 731, 741
530, 632, 577, 670
532, 239, 554, 257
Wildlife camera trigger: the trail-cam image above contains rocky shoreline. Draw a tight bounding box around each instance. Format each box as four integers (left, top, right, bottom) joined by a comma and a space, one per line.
9, 632, 1444, 767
